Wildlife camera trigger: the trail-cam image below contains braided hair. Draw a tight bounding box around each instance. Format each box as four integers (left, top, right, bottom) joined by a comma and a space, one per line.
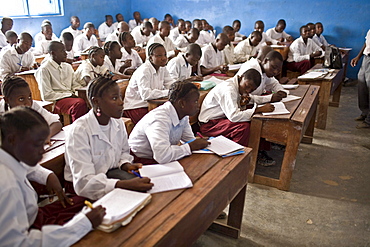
118, 31, 131, 47
103, 41, 120, 55
87, 75, 117, 107
87, 46, 103, 58
168, 79, 198, 104
1, 76, 29, 98
147, 43, 164, 57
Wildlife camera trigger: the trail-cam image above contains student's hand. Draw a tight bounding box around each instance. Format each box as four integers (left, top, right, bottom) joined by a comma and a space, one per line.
255, 103, 275, 113
86, 205, 106, 228
94, 29, 100, 37
122, 59, 132, 68
174, 49, 181, 56
46, 173, 73, 208
278, 38, 285, 43
190, 75, 203, 81
121, 162, 143, 173
116, 177, 154, 192
271, 91, 287, 102
240, 95, 251, 106
311, 51, 322, 58
219, 65, 229, 73
351, 57, 360, 67
286, 36, 294, 42
188, 138, 210, 151
124, 69, 135, 75
20, 66, 31, 72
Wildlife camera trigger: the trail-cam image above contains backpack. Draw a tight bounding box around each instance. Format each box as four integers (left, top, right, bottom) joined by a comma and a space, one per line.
323, 46, 342, 69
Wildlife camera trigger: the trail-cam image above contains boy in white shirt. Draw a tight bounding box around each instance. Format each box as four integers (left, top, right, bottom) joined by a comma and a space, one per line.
131, 21, 153, 47
233, 20, 246, 41
174, 28, 200, 51
60, 16, 82, 39
112, 13, 124, 30
253, 20, 277, 46
129, 11, 142, 31
106, 21, 129, 42
169, 19, 186, 42
222, 25, 236, 65
34, 20, 59, 47
200, 33, 229, 75
34, 22, 60, 55
73, 22, 102, 55
98, 15, 115, 42
266, 19, 293, 43
313, 22, 330, 51
234, 31, 262, 63
0, 17, 13, 50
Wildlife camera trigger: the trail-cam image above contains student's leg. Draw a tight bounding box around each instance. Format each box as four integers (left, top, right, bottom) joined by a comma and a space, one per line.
357, 55, 370, 124
286, 60, 311, 74
123, 107, 149, 124
54, 97, 88, 122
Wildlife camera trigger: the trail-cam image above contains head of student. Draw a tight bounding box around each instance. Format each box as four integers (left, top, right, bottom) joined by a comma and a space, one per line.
250, 31, 262, 46
149, 17, 159, 32
116, 13, 124, 23
237, 68, 262, 97
300, 25, 309, 40
117, 21, 129, 32
119, 31, 136, 49
261, 50, 283, 78
88, 46, 105, 67
306, 22, 315, 38
61, 32, 73, 52
164, 13, 173, 24
168, 80, 200, 119
201, 19, 210, 31
254, 20, 265, 33
0, 107, 49, 166
70, 16, 80, 30
159, 21, 171, 37
133, 11, 141, 21
16, 32, 33, 54
83, 22, 95, 38
223, 25, 235, 42
185, 21, 192, 33
187, 28, 200, 43
177, 19, 186, 32
148, 43, 167, 68
1, 17, 13, 32
2, 76, 32, 110
185, 43, 202, 66
87, 75, 123, 123
105, 15, 114, 27
142, 21, 153, 36
193, 19, 203, 31
5, 30, 17, 46
315, 22, 323, 35
48, 41, 67, 64
232, 20, 241, 32
41, 22, 53, 40
275, 19, 286, 33
103, 41, 122, 60
214, 33, 229, 51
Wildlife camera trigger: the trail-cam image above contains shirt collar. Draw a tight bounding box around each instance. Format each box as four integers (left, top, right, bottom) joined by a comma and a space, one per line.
181, 54, 189, 67
86, 110, 120, 143
0, 148, 28, 182
163, 101, 181, 126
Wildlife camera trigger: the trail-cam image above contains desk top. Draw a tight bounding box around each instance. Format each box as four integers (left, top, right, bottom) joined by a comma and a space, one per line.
298, 64, 341, 81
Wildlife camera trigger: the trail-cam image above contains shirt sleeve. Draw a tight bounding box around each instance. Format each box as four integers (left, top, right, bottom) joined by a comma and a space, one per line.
136, 70, 170, 101
290, 42, 310, 62
265, 77, 289, 95
167, 59, 180, 80
219, 88, 256, 122
26, 164, 53, 185
163, 67, 175, 88
32, 101, 60, 126
119, 123, 134, 165
234, 41, 248, 63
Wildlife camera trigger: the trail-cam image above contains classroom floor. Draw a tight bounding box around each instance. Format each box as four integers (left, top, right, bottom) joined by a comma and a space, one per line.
193, 81, 370, 247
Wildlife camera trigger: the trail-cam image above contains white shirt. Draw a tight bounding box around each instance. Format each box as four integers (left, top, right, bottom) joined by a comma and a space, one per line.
129, 19, 141, 31
131, 26, 152, 47
124, 60, 174, 110
234, 37, 259, 63
169, 27, 181, 42
174, 34, 190, 50
35, 57, 79, 101
103, 55, 123, 74
266, 28, 291, 42
60, 26, 83, 39
120, 47, 143, 71
106, 30, 120, 42
33, 39, 55, 56
198, 76, 258, 123
64, 110, 133, 200
34, 32, 59, 48
167, 53, 191, 81
0, 31, 7, 49
0, 148, 92, 247
249, 32, 278, 46
0, 45, 35, 80
223, 44, 236, 65
364, 30, 370, 55
98, 22, 115, 41
200, 43, 225, 70
66, 49, 74, 60
129, 101, 194, 163
234, 31, 244, 42
74, 59, 108, 86
147, 33, 176, 58
73, 34, 99, 55
287, 36, 324, 62
200, 30, 215, 44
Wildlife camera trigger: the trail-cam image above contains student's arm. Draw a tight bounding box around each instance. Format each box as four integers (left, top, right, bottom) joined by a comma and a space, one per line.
200, 65, 228, 76
290, 42, 311, 62
234, 41, 248, 63
136, 70, 170, 100
167, 58, 181, 80
0, 52, 17, 79
93, 30, 103, 47
351, 43, 366, 67
32, 101, 63, 140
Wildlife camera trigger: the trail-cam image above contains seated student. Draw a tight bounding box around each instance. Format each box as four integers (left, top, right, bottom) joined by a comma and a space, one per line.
61, 32, 75, 63
73, 22, 103, 55
286, 25, 323, 75
167, 43, 203, 81
313, 22, 330, 50
193, 19, 205, 46
129, 80, 209, 164
234, 31, 262, 63
98, 15, 115, 42
0, 107, 105, 246
200, 33, 229, 76
118, 31, 143, 75
252, 20, 277, 46
149, 17, 159, 36
0, 76, 62, 142
34, 21, 60, 56
129, 11, 142, 31
64, 76, 153, 200
1, 30, 17, 53
306, 22, 316, 40
200, 19, 216, 44
131, 21, 153, 47
75, 46, 108, 87
34, 20, 59, 49
174, 27, 200, 51
112, 13, 124, 30
266, 19, 293, 43
60, 16, 82, 39
124, 43, 175, 124
35, 41, 88, 122
184, 20, 192, 33
0, 32, 35, 81
222, 25, 236, 65
147, 21, 179, 60
169, 19, 186, 42
233, 20, 247, 41
102, 41, 130, 79
164, 13, 175, 29
106, 21, 129, 42
0, 17, 13, 50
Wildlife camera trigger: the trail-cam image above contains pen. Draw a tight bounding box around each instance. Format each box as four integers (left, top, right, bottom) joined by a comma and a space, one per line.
84, 200, 94, 209
131, 170, 143, 178
39, 193, 72, 199
184, 138, 196, 144
311, 88, 316, 95
196, 132, 205, 138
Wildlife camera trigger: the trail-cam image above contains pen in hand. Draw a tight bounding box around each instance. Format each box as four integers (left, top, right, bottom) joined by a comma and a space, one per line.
196, 132, 205, 138
85, 200, 94, 209
131, 170, 143, 178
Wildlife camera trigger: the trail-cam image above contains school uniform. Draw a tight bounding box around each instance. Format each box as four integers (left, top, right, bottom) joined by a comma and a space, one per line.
169, 27, 182, 42
234, 31, 245, 42
0, 45, 35, 80
200, 43, 225, 72
129, 101, 195, 164
73, 34, 99, 55
64, 110, 133, 200
0, 31, 7, 49
129, 19, 141, 31
103, 55, 123, 74
0, 148, 92, 247
60, 26, 82, 39
265, 28, 291, 42
33, 39, 54, 56
34, 32, 59, 48
167, 53, 192, 81
196, 30, 215, 46
112, 22, 119, 30
97, 22, 115, 42
223, 44, 236, 65
146, 33, 176, 58
312, 34, 329, 47
35, 56, 87, 122
74, 59, 108, 86
124, 60, 174, 124
105, 30, 120, 42
249, 32, 278, 46
174, 34, 191, 50
66, 49, 74, 60
120, 47, 143, 72
131, 26, 152, 47
234, 37, 259, 63
357, 29, 370, 124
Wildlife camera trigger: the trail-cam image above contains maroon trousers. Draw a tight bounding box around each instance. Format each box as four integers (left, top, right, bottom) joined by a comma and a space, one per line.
286, 58, 314, 75
124, 107, 149, 124
54, 97, 88, 122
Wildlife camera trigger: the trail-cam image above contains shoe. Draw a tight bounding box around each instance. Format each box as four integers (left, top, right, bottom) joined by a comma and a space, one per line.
257, 151, 276, 167
217, 211, 227, 219
354, 115, 366, 121
356, 122, 370, 129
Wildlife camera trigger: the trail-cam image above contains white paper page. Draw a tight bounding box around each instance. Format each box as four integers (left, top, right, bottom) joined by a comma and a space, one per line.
270, 44, 286, 48
262, 102, 290, 116
228, 64, 242, 71
15, 70, 36, 75
281, 95, 301, 103
192, 149, 213, 154
282, 84, 299, 89
140, 161, 184, 178
207, 135, 244, 156
148, 172, 193, 193
298, 71, 327, 79
204, 76, 226, 85
50, 130, 66, 141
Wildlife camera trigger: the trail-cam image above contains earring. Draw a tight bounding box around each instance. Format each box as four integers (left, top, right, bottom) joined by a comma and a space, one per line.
97, 107, 101, 117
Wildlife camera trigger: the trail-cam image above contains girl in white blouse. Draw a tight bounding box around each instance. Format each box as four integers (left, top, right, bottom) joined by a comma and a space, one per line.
102, 41, 130, 79
118, 31, 143, 75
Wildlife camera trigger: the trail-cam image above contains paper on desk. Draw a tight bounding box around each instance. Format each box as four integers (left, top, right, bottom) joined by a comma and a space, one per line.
15, 70, 36, 75
270, 45, 286, 48
262, 102, 290, 115
50, 131, 65, 141
204, 76, 226, 85
207, 135, 244, 156
298, 71, 327, 79
228, 64, 242, 71
282, 84, 299, 89
281, 95, 301, 103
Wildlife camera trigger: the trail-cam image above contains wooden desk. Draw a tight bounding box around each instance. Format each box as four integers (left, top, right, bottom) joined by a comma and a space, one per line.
75, 148, 252, 246
271, 44, 290, 61
248, 85, 319, 191
297, 64, 344, 129
15, 70, 42, 101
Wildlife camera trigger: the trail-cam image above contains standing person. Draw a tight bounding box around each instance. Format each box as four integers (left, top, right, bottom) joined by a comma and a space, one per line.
351, 29, 370, 128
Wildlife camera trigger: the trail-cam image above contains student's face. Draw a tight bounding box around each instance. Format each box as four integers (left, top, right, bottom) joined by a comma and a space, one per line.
250, 35, 262, 46
276, 24, 285, 33
71, 17, 80, 30
216, 38, 228, 51
123, 34, 136, 48
233, 23, 240, 32
188, 33, 199, 43
263, 58, 283, 78
185, 54, 200, 67
301, 27, 310, 39
42, 26, 53, 40
181, 90, 200, 117
63, 40, 73, 52
201, 20, 208, 30
185, 23, 191, 33
254, 23, 264, 33
238, 77, 258, 97
116, 14, 124, 22
227, 32, 235, 42
178, 22, 186, 32
52, 45, 67, 64
150, 46, 167, 67
106, 18, 113, 27
18, 37, 32, 53
152, 22, 159, 31
97, 84, 123, 119
143, 27, 153, 36
307, 25, 315, 38
165, 16, 173, 24
134, 12, 141, 20
91, 50, 105, 66
7, 36, 18, 45
316, 24, 323, 35
86, 27, 95, 38
2, 19, 13, 32
110, 44, 122, 59
160, 25, 171, 37
5, 86, 32, 108
194, 21, 203, 31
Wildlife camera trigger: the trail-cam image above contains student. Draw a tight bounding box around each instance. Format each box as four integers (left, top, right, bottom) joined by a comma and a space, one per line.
60, 16, 82, 39
98, 15, 115, 42
129, 80, 209, 164
350, 29, 370, 128
147, 21, 179, 59
0, 76, 63, 142
313, 22, 329, 50
233, 20, 246, 41
306, 22, 316, 39
112, 13, 124, 30
286, 25, 323, 75
118, 31, 143, 75
61, 32, 74, 63
106, 21, 129, 42
35, 41, 88, 122
0, 107, 105, 246
164, 13, 175, 29
0, 17, 13, 50
64, 76, 153, 200
169, 19, 186, 42
200, 33, 229, 76
253, 20, 277, 46
130, 21, 153, 47
222, 26, 236, 65
193, 19, 205, 45
167, 43, 203, 81
73, 22, 102, 55
0, 32, 35, 81
1, 30, 17, 53
200, 19, 216, 44
266, 19, 293, 43
174, 28, 200, 51
234, 31, 262, 63
129, 11, 142, 31
34, 22, 60, 55
124, 43, 175, 124
102, 41, 131, 79
149, 17, 159, 35
34, 20, 59, 48
75, 46, 108, 87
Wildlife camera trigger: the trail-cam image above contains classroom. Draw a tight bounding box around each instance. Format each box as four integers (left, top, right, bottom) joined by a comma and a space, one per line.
0, 0, 369, 246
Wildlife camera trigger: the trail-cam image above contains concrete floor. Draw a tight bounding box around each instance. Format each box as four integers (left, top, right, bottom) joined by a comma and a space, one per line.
193, 82, 370, 246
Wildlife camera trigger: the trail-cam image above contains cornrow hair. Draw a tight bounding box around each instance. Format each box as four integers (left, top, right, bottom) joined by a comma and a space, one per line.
147, 43, 164, 56
168, 79, 198, 104
88, 46, 103, 58
1, 76, 29, 98
118, 31, 130, 46
103, 41, 120, 55
87, 75, 118, 106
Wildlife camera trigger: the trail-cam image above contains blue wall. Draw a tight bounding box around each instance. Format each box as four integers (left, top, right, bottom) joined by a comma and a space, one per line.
131, 0, 370, 79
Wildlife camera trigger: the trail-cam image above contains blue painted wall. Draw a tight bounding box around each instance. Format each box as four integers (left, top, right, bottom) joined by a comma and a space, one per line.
131, 0, 370, 79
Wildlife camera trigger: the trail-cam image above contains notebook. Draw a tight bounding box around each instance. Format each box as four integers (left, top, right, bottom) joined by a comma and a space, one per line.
139, 161, 193, 194
262, 102, 290, 116
206, 135, 245, 157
